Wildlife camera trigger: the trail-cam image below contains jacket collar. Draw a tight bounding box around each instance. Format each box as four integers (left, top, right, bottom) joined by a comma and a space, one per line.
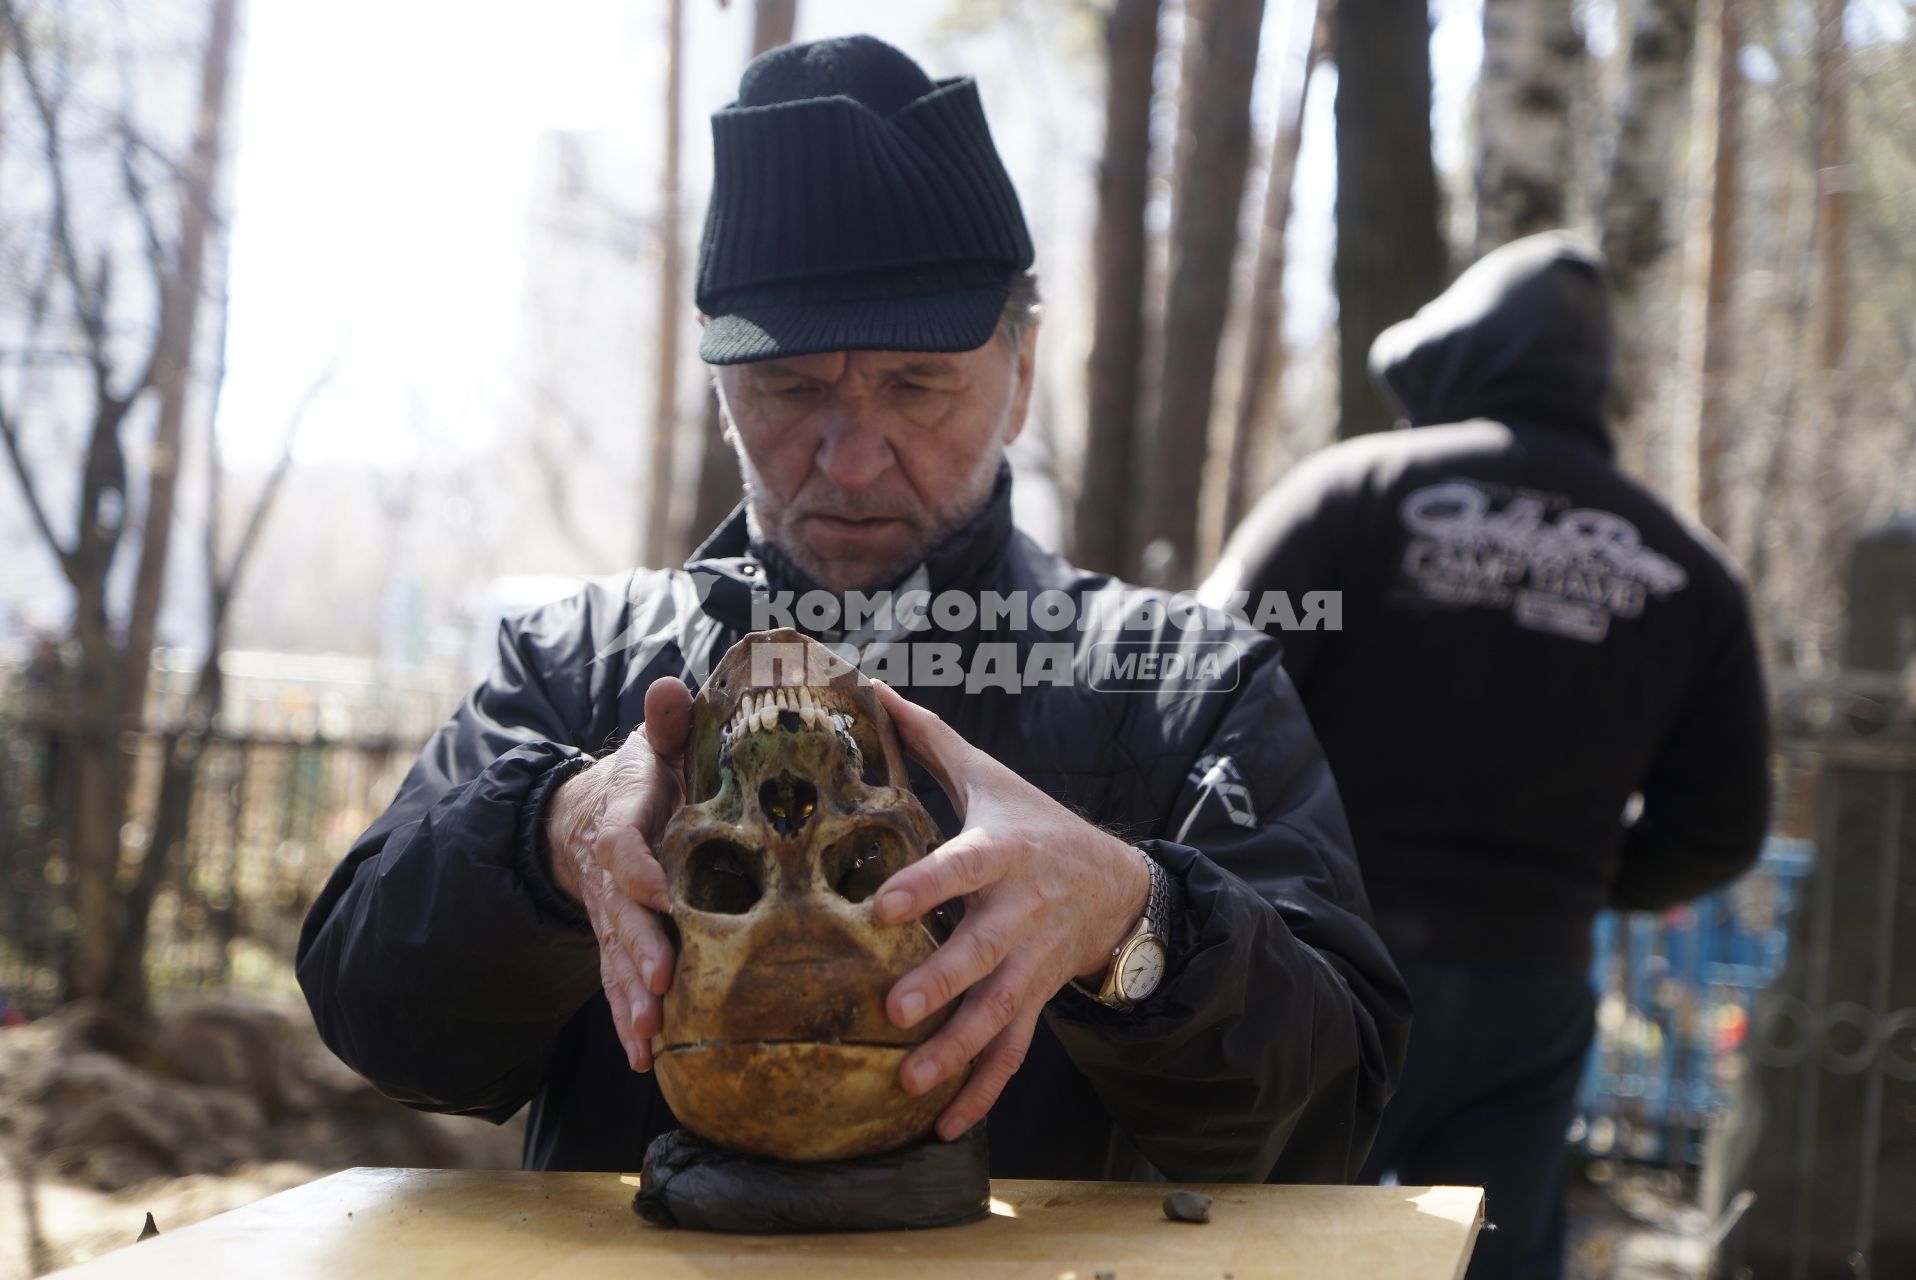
683, 462, 1016, 634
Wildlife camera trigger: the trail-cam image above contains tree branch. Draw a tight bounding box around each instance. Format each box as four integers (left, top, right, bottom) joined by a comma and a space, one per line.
0, 397, 75, 580
212, 354, 334, 622
2, 0, 113, 404
117, 116, 169, 272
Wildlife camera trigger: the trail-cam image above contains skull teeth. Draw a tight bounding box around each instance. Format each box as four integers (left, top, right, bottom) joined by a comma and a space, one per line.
724, 687, 850, 742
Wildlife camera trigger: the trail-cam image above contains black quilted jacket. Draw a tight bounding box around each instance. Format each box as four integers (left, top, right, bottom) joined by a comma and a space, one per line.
296, 471, 1409, 1183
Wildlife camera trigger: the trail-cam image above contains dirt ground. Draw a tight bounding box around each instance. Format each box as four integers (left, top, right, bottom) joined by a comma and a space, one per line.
0, 997, 522, 1278
1566, 1160, 1744, 1280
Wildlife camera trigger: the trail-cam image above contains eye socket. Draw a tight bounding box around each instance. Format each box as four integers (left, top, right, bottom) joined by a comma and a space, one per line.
683, 840, 763, 914
824, 827, 908, 904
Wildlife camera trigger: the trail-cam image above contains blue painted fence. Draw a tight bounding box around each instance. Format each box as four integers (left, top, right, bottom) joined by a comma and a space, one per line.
1570, 837, 1816, 1165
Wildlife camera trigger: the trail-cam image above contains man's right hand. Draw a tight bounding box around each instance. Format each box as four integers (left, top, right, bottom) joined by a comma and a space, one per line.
546, 676, 693, 1072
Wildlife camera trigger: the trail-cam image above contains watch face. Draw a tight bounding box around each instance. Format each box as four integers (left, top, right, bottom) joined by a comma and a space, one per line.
1117, 937, 1166, 1002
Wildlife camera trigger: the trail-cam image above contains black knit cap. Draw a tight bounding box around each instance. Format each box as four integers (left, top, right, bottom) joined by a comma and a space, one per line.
696, 35, 1035, 365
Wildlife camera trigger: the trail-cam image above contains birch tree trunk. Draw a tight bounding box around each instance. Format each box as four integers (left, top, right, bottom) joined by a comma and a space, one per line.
1596, 0, 1699, 458
1141, 0, 1266, 584
1333, 0, 1447, 439
1473, 0, 1583, 255
1074, 0, 1162, 578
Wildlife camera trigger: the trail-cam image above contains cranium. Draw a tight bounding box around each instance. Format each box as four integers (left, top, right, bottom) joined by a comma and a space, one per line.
653, 629, 964, 1161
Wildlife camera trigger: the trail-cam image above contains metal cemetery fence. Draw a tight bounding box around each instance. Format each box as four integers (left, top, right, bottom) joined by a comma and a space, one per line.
0, 649, 465, 1016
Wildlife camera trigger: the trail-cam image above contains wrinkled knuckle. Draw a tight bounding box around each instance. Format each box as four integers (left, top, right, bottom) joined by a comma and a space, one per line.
588, 824, 616, 867
979, 983, 1020, 1031
951, 842, 991, 890
990, 1037, 1028, 1077
923, 964, 960, 1010
1025, 874, 1057, 913
969, 920, 1010, 973
1016, 830, 1045, 864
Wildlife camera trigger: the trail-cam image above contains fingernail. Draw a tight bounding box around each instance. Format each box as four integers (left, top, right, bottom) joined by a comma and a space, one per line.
899, 991, 926, 1025
910, 1058, 941, 1091
878, 889, 910, 922
631, 994, 649, 1028
641, 958, 656, 991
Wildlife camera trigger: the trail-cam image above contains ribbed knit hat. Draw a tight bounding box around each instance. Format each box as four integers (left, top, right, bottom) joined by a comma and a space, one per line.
696, 35, 1035, 365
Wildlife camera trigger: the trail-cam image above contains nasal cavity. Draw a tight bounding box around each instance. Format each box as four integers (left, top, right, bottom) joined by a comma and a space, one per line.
684, 840, 762, 914
758, 773, 819, 838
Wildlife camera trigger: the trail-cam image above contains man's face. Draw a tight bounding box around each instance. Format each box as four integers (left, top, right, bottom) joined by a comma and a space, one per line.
714, 326, 1036, 593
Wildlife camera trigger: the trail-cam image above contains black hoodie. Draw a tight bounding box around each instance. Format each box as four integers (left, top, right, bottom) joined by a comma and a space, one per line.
1201, 233, 1771, 970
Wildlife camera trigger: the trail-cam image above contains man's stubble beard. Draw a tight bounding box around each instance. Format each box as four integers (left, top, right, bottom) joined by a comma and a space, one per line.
727, 430, 1006, 595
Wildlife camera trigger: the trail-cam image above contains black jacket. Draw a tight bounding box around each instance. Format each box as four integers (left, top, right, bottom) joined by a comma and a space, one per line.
296, 471, 1410, 1183
1203, 235, 1771, 971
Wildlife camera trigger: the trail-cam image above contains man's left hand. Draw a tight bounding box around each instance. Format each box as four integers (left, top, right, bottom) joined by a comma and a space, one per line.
870, 680, 1151, 1142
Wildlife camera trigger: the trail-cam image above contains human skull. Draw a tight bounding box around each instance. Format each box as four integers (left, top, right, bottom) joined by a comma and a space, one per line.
653, 629, 964, 1161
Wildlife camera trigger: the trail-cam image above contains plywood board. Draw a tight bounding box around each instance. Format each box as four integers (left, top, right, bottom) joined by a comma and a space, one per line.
50, 1168, 1481, 1280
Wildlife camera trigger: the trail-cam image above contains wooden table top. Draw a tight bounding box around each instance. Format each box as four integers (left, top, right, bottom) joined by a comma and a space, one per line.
51, 1167, 1482, 1280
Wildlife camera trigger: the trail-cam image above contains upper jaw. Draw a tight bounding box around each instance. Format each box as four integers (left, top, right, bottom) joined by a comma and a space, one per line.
719, 684, 862, 753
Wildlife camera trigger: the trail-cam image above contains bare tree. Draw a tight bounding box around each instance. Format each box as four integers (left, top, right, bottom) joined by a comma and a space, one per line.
645, 0, 686, 566
1220, 1, 1326, 540
1809, 0, 1849, 618
1595, 0, 1699, 450
104, 316, 328, 1016
0, 0, 240, 1012
752, 0, 797, 53
1474, 0, 1583, 255
690, 0, 802, 547
1674, 0, 1741, 528
1073, 0, 1161, 577
1333, 0, 1447, 439
1141, 0, 1267, 584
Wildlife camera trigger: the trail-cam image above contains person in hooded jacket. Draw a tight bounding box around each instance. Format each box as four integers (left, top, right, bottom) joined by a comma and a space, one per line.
1201, 232, 1770, 1278
297, 36, 1409, 1189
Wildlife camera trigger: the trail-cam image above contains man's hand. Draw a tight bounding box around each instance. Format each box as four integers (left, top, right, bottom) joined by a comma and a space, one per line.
546, 676, 692, 1073
869, 680, 1151, 1142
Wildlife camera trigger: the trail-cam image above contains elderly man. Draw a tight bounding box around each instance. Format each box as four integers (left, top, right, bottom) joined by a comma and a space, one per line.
298, 35, 1407, 1183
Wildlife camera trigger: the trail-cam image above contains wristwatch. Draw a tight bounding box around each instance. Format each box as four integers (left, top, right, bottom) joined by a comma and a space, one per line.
1079, 847, 1174, 1010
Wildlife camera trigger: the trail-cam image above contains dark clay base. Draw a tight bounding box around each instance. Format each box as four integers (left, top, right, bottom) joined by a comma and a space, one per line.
632, 1126, 991, 1233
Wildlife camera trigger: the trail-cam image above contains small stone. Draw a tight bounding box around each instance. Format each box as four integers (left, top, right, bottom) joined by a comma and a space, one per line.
1162, 1189, 1213, 1224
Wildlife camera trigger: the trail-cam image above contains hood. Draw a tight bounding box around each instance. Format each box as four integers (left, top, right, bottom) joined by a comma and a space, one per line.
1368, 231, 1614, 455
